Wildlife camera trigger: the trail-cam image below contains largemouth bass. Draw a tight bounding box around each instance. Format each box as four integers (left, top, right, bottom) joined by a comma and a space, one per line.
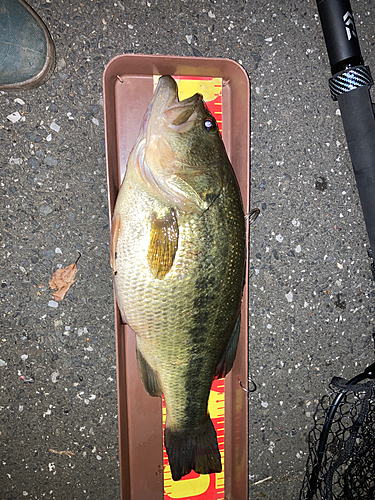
110, 75, 245, 481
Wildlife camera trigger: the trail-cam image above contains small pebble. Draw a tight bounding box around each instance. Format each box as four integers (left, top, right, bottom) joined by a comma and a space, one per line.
21, 354, 28, 361
56, 58, 66, 71
14, 98, 25, 105
39, 204, 53, 216
48, 300, 59, 308
43, 249, 55, 259
92, 117, 99, 126
50, 121, 60, 132
45, 156, 57, 167
9, 157, 22, 165
55, 248, 62, 254
28, 157, 39, 168
285, 291, 293, 303
7, 111, 21, 123
0, 359, 7, 367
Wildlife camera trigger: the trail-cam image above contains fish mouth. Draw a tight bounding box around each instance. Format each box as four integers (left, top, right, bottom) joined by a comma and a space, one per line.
140, 76, 177, 137
148, 76, 202, 132
151, 75, 179, 116
164, 92, 202, 129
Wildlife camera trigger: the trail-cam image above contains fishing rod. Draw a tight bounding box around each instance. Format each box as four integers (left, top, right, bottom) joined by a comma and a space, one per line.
316, 0, 375, 278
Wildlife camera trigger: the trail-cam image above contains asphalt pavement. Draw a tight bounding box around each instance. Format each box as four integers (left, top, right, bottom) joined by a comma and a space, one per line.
1, 0, 375, 499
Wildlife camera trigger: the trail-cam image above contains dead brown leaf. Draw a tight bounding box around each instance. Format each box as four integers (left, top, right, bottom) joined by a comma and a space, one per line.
49, 253, 81, 301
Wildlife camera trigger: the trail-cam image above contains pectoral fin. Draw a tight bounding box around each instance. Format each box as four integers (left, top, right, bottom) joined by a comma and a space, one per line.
214, 313, 241, 379
110, 213, 121, 272
147, 208, 179, 279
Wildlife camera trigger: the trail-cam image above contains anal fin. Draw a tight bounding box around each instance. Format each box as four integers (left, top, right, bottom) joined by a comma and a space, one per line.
214, 313, 241, 379
136, 346, 162, 397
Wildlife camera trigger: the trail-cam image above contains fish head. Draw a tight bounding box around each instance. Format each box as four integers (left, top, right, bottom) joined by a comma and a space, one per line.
140, 75, 228, 212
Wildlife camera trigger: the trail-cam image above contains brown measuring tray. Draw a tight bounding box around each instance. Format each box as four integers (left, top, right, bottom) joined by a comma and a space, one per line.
103, 54, 250, 500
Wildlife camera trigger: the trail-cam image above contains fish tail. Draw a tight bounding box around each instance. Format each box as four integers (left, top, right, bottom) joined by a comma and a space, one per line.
165, 416, 221, 481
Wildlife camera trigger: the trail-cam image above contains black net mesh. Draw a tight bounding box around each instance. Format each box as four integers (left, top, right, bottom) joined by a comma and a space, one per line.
299, 374, 375, 500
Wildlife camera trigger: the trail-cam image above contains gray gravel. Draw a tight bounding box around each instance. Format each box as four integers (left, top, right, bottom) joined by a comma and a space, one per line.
1, 0, 375, 499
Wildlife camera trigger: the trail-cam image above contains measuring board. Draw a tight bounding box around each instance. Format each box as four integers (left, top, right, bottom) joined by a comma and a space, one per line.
104, 54, 250, 500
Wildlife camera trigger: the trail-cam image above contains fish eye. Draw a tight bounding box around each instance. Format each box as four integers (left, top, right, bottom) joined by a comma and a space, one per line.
203, 118, 216, 133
